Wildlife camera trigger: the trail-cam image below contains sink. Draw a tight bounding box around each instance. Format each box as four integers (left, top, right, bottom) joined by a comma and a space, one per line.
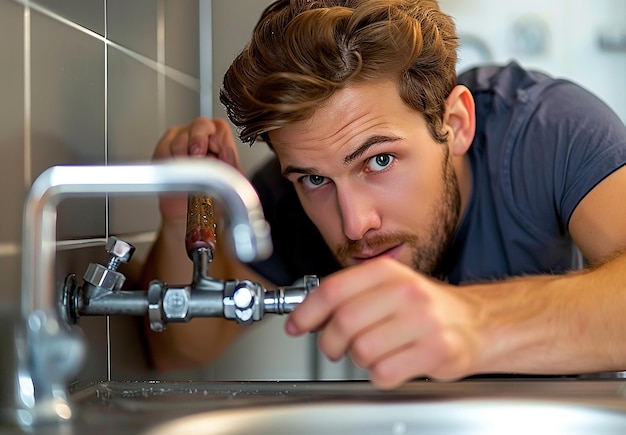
147, 399, 626, 435
75, 378, 626, 434
4, 378, 626, 434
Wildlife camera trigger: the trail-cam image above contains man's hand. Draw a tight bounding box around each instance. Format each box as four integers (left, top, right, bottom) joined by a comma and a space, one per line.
286, 258, 484, 389
152, 116, 243, 223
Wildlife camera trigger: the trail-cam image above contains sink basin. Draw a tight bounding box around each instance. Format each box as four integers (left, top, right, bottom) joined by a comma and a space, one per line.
72, 378, 626, 434
4, 378, 625, 434
146, 399, 626, 435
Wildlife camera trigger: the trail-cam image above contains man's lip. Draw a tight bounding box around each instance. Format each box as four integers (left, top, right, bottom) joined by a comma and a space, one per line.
352, 245, 401, 262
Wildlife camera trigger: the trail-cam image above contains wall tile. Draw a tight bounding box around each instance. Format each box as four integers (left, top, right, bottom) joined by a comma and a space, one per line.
109, 317, 153, 380
30, 11, 106, 171
107, 46, 161, 236
165, 75, 200, 128
206, 316, 314, 380
107, 0, 158, 62
30, 10, 106, 241
211, 0, 275, 175
74, 316, 109, 381
33, 0, 105, 36
106, 47, 159, 163
0, 254, 21, 305
164, 0, 200, 77
109, 194, 161, 237
0, 0, 25, 245
57, 244, 110, 381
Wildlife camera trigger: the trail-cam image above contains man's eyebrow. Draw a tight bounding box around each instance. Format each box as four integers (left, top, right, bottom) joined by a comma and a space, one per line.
282, 164, 319, 177
281, 135, 401, 177
343, 135, 402, 165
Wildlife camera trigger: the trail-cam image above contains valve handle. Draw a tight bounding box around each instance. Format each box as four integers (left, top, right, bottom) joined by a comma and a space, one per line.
186, 194, 217, 258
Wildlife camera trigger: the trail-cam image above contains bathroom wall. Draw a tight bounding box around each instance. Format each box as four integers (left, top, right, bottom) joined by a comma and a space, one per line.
0, 0, 201, 381
443, 0, 626, 122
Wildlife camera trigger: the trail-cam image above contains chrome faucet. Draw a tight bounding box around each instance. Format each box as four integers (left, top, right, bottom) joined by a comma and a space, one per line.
1, 159, 287, 428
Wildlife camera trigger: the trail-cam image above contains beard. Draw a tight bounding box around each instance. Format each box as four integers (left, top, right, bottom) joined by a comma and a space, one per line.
334, 149, 461, 277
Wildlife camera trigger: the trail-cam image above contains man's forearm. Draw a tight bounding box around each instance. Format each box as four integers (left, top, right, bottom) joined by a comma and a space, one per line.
140, 223, 245, 370
140, 221, 191, 287
470, 252, 626, 376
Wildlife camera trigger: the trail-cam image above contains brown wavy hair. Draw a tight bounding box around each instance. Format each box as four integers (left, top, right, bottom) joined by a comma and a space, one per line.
220, 0, 458, 146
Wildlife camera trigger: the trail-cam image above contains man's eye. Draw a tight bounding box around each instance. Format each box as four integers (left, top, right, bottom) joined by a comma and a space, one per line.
299, 174, 329, 189
366, 154, 394, 172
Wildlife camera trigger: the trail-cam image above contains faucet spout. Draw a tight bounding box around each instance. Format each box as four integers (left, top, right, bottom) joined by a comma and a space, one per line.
22, 158, 272, 315
6, 158, 272, 427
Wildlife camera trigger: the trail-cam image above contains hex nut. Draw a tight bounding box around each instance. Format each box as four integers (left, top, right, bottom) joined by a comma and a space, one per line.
235, 308, 253, 324
162, 288, 191, 320
83, 263, 125, 291
106, 237, 136, 263
232, 286, 255, 310
148, 281, 166, 332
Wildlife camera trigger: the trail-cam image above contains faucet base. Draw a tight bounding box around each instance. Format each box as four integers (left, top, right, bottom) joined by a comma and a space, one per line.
1, 309, 85, 428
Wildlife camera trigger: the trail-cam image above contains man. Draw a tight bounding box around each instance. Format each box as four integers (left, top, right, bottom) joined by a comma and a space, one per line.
143, 0, 626, 389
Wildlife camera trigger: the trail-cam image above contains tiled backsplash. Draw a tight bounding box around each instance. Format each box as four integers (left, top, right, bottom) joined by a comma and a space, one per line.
0, 0, 200, 381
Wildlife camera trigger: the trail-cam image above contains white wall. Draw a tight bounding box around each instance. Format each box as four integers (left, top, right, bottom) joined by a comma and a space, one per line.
444, 0, 626, 121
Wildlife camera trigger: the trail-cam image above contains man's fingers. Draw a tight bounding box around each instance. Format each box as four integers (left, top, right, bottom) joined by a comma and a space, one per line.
169, 131, 191, 156
188, 117, 217, 156
287, 259, 419, 335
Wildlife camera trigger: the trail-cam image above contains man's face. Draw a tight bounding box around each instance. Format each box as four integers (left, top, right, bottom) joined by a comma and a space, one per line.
269, 80, 462, 276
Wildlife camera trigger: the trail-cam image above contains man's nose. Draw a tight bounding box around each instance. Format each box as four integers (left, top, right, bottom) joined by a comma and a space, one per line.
336, 185, 381, 241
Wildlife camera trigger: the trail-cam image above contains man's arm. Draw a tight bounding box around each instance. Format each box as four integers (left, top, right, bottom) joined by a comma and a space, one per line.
469, 249, 626, 377
475, 163, 626, 374
140, 116, 275, 371
569, 165, 626, 264
286, 165, 626, 389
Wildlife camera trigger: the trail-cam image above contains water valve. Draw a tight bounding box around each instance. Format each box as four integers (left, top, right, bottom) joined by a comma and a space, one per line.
83, 237, 135, 291
224, 280, 262, 325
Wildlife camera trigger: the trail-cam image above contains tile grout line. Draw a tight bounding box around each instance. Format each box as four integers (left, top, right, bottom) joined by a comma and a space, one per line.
0, 232, 158, 258
157, 0, 166, 133
199, 0, 213, 117
103, 0, 112, 383
23, 0, 31, 188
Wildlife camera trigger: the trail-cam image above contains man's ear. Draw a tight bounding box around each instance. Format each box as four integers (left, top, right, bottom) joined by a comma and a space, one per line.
444, 85, 475, 156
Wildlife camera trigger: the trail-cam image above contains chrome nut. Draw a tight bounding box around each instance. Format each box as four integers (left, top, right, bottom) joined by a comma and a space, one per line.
235, 308, 253, 324
106, 237, 135, 264
232, 285, 255, 310
162, 287, 191, 321
147, 280, 166, 332
83, 263, 125, 291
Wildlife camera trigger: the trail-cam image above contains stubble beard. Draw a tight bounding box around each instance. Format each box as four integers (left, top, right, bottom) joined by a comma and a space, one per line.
335, 152, 461, 277
410, 155, 461, 277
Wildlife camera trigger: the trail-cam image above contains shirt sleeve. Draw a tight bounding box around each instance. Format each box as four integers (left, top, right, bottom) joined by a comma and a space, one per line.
506, 79, 626, 236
